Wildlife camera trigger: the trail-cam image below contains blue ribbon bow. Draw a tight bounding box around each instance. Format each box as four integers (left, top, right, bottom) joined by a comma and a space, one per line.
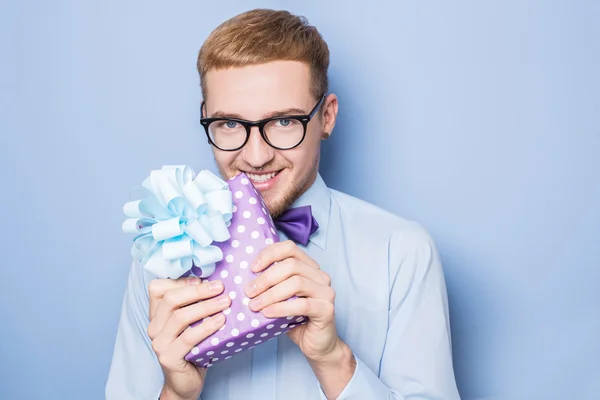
122, 165, 233, 279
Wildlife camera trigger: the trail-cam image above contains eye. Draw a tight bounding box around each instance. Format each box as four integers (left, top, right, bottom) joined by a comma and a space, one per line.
225, 121, 238, 129
277, 119, 292, 127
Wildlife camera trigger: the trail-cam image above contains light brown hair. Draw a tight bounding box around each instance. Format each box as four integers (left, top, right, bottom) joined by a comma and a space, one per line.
197, 9, 329, 101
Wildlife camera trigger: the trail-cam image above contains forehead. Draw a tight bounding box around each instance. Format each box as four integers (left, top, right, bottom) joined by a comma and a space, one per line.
204, 61, 313, 118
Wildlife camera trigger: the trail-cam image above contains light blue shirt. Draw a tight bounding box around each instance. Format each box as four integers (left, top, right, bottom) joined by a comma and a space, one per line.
106, 173, 460, 399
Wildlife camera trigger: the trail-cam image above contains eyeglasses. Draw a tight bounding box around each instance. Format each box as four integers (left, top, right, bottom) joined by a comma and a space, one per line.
200, 94, 326, 151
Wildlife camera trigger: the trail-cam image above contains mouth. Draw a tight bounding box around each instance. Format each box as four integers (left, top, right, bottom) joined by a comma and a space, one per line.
243, 170, 282, 191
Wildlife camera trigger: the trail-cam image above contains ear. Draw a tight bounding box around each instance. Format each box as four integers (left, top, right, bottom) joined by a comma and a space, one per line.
201, 101, 207, 118
321, 93, 338, 139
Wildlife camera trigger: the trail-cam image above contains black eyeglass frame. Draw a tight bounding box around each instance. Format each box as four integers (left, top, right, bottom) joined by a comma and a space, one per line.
200, 93, 327, 151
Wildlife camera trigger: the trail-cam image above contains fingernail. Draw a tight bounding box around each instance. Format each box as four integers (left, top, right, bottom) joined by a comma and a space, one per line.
213, 313, 225, 323
249, 297, 261, 310
251, 258, 261, 272
218, 296, 229, 305
209, 281, 223, 291
187, 277, 200, 285
245, 282, 257, 297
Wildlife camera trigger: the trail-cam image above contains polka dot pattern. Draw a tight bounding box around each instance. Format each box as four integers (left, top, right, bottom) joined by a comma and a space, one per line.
183, 173, 305, 369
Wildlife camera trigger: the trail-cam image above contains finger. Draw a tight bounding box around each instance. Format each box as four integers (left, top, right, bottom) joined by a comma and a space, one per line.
148, 277, 199, 319
248, 274, 334, 312
158, 294, 231, 343
153, 313, 227, 367
262, 297, 335, 325
245, 258, 327, 299
250, 240, 319, 273
149, 280, 224, 338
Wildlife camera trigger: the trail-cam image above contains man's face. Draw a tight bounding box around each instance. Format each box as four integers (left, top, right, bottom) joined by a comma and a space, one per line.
203, 61, 336, 218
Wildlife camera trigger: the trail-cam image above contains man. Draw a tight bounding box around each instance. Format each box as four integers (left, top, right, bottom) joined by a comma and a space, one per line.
106, 8, 460, 400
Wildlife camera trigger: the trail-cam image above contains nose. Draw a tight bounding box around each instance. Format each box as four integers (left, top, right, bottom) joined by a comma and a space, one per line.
241, 126, 275, 169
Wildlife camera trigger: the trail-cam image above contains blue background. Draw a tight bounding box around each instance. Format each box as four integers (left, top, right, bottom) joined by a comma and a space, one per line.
1, 1, 598, 399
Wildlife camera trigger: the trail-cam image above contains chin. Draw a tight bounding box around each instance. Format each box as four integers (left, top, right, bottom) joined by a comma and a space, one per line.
259, 190, 289, 219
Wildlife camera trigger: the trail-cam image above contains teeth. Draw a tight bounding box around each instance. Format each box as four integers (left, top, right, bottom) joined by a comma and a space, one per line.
247, 172, 277, 183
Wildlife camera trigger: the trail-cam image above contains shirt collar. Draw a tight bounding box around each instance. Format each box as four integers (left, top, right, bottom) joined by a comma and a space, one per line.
288, 172, 330, 250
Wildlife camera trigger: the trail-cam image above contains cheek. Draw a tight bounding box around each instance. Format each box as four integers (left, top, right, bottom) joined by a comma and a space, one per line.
285, 141, 320, 173
299, 125, 322, 159
213, 151, 238, 173
306, 121, 324, 146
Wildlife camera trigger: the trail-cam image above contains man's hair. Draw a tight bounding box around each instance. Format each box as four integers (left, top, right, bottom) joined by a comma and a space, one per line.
197, 9, 329, 101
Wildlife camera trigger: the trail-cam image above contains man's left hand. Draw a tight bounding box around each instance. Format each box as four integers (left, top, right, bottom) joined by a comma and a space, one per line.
244, 240, 340, 363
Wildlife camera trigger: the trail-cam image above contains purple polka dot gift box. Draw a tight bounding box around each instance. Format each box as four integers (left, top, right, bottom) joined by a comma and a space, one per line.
122, 165, 307, 368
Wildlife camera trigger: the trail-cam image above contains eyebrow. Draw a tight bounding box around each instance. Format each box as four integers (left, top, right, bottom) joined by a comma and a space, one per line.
209, 107, 308, 120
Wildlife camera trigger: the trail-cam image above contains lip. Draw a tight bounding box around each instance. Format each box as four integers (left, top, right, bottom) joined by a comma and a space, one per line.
243, 170, 282, 191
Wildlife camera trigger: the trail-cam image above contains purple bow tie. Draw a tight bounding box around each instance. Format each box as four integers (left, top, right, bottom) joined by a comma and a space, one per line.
274, 205, 319, 246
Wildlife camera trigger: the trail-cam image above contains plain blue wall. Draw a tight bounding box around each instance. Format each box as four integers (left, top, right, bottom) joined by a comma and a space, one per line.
1, 1, 598, 399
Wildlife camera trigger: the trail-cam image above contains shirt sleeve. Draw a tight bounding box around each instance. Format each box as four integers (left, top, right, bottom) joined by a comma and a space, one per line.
320, 226, 461, 399
105, 260, 166, 400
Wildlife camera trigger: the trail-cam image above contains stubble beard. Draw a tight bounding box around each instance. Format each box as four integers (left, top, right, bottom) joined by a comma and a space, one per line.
261, 170, 314, 219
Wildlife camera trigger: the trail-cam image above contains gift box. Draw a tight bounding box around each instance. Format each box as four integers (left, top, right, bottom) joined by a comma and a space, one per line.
122, 166, 307, 368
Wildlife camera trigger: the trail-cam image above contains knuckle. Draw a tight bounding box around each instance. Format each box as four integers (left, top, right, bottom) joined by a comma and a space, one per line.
163, 290, 180, 308
299, 298, 311, 315
151, 339, 162, 356
326, 287, 336, 303
177, 276, 192, 284
253, 275, 267, 293
147, 323, 157, 340
194, 318, 221, 341
313, 259, 321, 270
172, 308, 188, 325
162, 291, 175, 306
321, 271, 332, 286
196, 282, 210, 297
323, 301, 335, 317
261, 292, 272, 305
260, 271, 273, 287
289, 275, 303, 291
287, 258, 301, 272
283, 240, 296, 253
148, 280, 162, 298
180, 326, 200, 346
282, 259, 296, 275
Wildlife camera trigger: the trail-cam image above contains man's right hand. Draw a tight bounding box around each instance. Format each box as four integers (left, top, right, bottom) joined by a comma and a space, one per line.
147, 276, 231, 400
